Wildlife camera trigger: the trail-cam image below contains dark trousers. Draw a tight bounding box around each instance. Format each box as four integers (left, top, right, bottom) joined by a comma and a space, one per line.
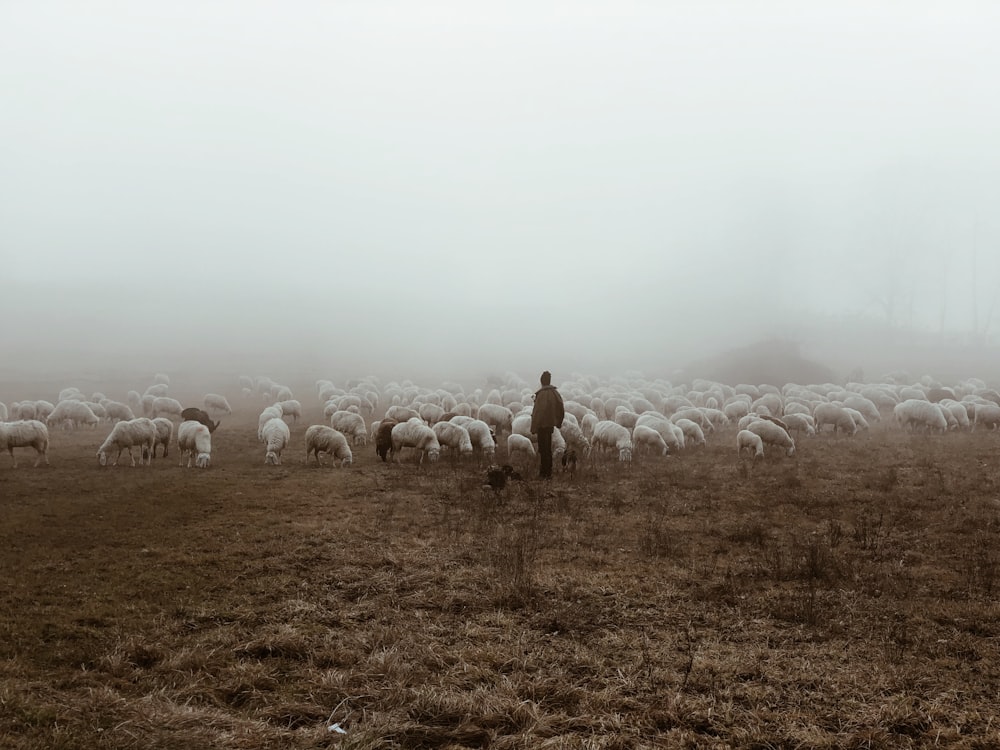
537, 426, 553, 478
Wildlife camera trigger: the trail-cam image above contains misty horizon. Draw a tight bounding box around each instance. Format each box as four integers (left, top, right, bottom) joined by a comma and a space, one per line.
3, 2, 999, 386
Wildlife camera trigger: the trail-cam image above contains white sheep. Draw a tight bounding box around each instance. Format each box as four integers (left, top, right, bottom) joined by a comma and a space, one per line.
305, 424, 353, 467
390, 418, 441, 464
0, 420, 50, 467
12, 402, 38, 421
419, 402, 446, 425
433, 421, 474, 458
153, 373, 170, 386
330, 410, 368, 445
58, 387, 84, 402
152, 417, 173, 457
476, 403, 514, 438
632, 425, 669, 456
939, 400, 971, 430
634, 414, 684, 452
103, 401, 136, 422
782, 413, 816, 437
278, 399, 302, 423
261, 417, 291, 464
127, 390, 143, 414
894, 399, 948, 433
813, 403, 858, 436
258, 406, 283, 441
385, 405, 421, 423
151, 397, 184, 420
463, 419, 496, 462
747, 419, 796, 456
737, 429, 764, 460
97, 418, 157, 467
972, 402, 1000, 431
843, 395, 881, 423
203, 393, 233, 415
178, 420, 212, 468
47, 400, 99, 430
85, 401, 108, 421
673, 418, 706, 448
0, 402, 6, 421
507, 433, 536, 460
34, 400, 55, 422
144, 383, 169, 398
591, 420, 633, 461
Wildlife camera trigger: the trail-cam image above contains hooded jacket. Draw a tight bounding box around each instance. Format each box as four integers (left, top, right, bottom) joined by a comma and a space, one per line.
531, 384, 565, 433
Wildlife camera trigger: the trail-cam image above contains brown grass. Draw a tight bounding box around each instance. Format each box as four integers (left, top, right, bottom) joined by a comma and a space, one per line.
3, 398, 1000, 748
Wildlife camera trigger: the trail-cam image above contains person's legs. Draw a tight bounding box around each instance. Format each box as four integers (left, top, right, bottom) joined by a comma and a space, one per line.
538, 426, 553, 478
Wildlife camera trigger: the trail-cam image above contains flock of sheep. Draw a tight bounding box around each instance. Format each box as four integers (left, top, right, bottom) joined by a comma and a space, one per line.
2, 370, 999, 472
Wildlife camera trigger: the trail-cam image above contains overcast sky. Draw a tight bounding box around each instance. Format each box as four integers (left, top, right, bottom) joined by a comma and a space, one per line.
3, 1, 999, 379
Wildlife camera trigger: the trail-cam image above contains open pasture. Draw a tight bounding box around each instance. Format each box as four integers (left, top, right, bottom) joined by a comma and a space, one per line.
2, 384, 1000, 748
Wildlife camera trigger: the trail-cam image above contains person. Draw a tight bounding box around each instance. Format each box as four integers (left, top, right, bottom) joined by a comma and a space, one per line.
530, 370, 565, 479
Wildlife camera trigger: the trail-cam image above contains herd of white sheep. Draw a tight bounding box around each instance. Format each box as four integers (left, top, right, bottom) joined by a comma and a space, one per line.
2, 370, 999, 472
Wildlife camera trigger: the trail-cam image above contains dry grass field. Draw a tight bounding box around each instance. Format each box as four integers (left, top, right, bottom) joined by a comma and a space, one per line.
3, 385, 1000, 748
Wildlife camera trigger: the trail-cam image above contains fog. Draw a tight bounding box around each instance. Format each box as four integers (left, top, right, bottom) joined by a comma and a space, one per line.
4, 2, 1000, 385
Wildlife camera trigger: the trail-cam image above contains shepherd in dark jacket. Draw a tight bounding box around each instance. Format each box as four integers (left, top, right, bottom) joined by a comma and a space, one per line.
530, 370, 565, 479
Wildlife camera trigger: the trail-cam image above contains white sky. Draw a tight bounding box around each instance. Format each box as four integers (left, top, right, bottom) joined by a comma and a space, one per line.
3, 1, 1000, 376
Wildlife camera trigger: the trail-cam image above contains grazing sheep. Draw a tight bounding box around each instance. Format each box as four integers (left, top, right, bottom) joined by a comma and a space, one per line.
305, 425, 353, 467
374, 419, 398, 462
432, 421, 474, 458
747, 419, 796, 456
507, 433, 536, 460
385, 405, 421, 423
464, 419, 497, 462
144, 383, 169, 398
34, 400, 55, 422
894, 399, 948, 433
670, 407, 713, 432
127, 390, 143, 414
152, 417, 173, 457
330, 410, 368, 445
97, 418, 157, 467
591, 420, 633, 461
476, 403, 514, 438
103, 401, 136, 422
613, 408, 641, 430
813, 403, 859, 436
419, 403, 446, 425
939, 400, 971, 430
151, 397, 184, 420
84, 401, 108, 421
973, 402, 1000, 431
843, 395, 881, 423
58, 387, 85, 402
632, 424, 669, 456
140, 394, 156, 417
181, 407, 220, 432
153, 373, 170, 386
47, 400, 99, 430
261, 417, 291, 464
0, 420, 50, 467
782, 413, 816, 437
258, 406, 283, 441
673, 418, 706, 448
203, 393, 233, 415
737, 429, 765, 460
0, 402, 6, 421
12, 402, 38, 421
278, 399, 302, 423
178, 420, 212, 468
634, 415, 684, 452
390, 418, 441, 464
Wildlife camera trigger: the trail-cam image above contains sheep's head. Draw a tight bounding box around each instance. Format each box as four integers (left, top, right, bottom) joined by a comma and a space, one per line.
98, 451, 108, 467
196, 452, 211, 468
